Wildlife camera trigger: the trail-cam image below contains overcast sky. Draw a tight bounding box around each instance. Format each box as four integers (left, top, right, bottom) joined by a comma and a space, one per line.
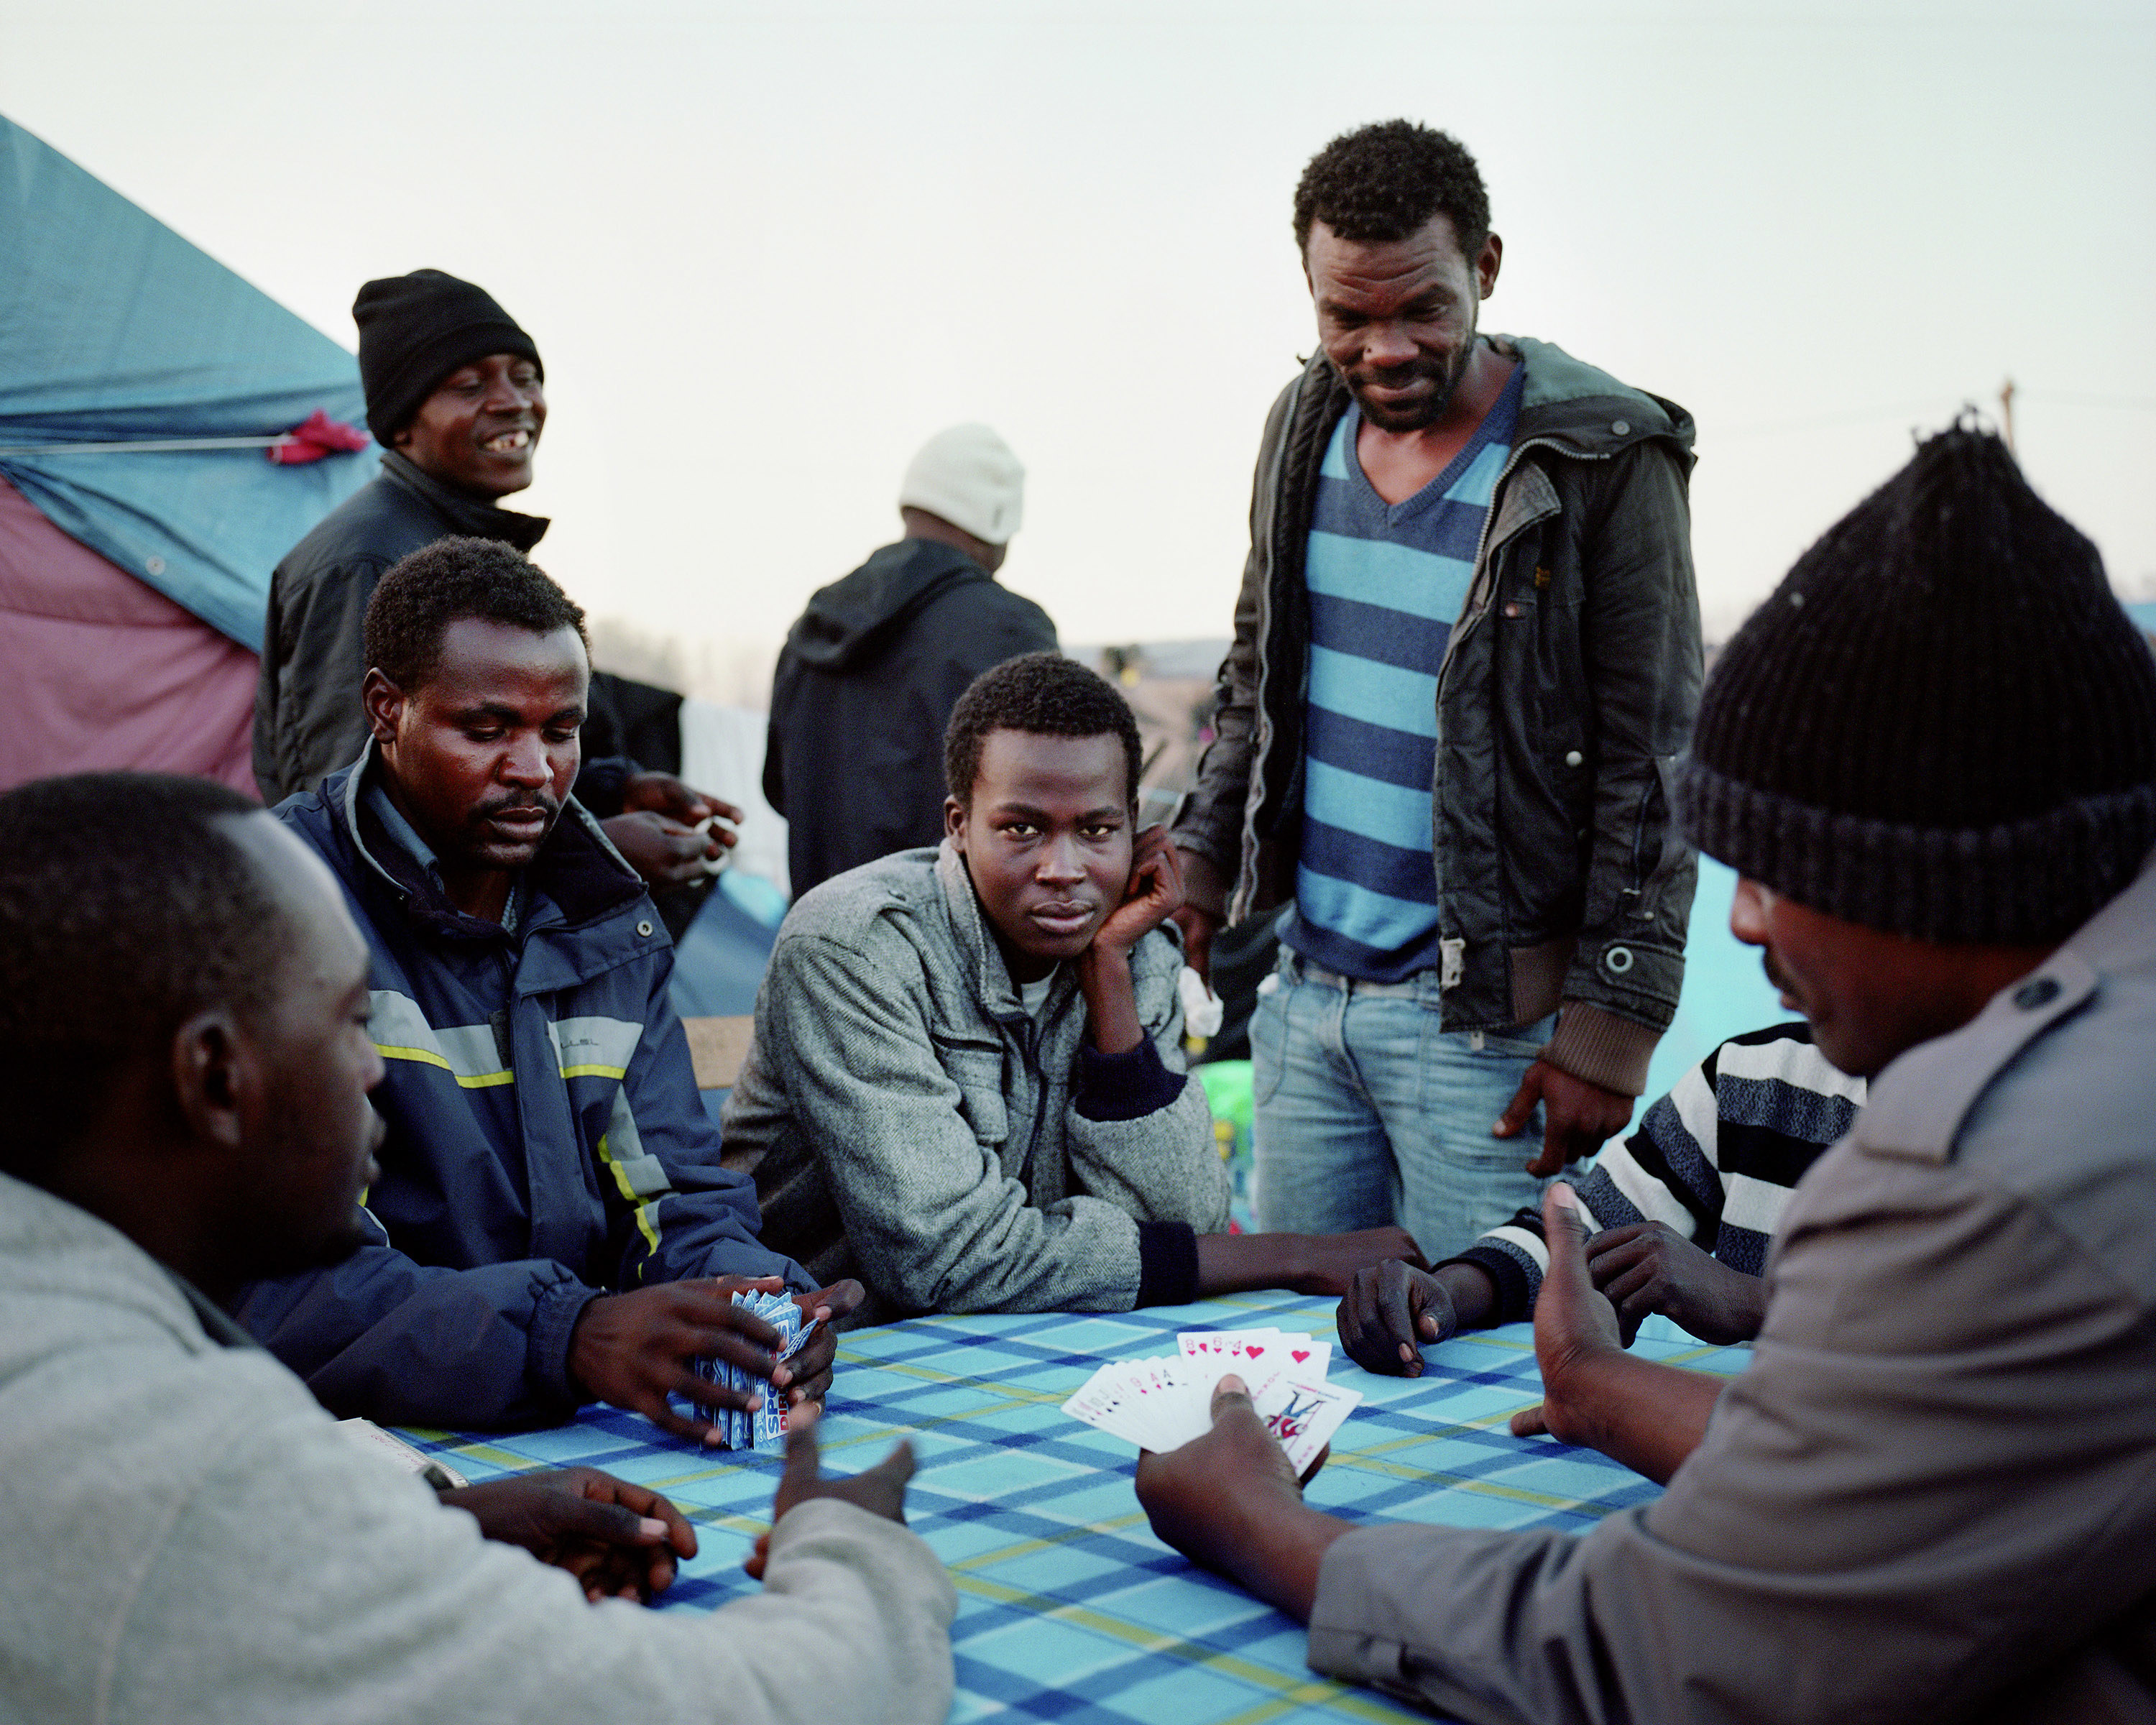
4, 0, 2151, 693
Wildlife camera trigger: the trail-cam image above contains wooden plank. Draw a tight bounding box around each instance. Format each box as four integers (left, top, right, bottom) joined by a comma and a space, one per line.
682, 1015, 755, 1090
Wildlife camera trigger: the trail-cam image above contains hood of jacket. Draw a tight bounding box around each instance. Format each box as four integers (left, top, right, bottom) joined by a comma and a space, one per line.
784, 538, 996, 671
1498, 334, 1697, 474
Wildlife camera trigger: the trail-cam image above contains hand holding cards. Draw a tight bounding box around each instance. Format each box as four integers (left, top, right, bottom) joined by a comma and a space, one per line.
1061, 1328, 1360, 1475
695, 1289, 818, 1450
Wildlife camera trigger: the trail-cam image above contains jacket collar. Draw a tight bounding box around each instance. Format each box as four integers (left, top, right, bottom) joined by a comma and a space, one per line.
377, 449, 550, 552
1294, 334, 1697, 472
330, 741, 643, 939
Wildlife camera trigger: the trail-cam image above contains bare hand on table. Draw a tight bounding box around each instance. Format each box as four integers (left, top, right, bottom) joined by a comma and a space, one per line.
1135, 1375, 1350, 1622
742, 1403, 918, 1580
1335, 1259, 1499, 1376
1494, 1057, 1635, 1176
567, 1275, 863, 1445
440, 1466, 697, 1602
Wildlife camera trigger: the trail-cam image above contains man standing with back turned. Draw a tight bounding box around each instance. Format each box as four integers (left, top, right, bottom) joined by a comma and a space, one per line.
765, 424, 1056, 898
1170, 120, 1702, 1263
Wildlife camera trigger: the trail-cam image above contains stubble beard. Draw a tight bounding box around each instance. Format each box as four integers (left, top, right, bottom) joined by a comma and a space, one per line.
1350, 339, 1476, 433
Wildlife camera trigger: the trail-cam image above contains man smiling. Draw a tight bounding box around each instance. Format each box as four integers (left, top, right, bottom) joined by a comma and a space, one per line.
254, 267, 728, 892
1170, 121, 1702, 1264
722, 653, 1418, 1325
239, 536, 860, 1442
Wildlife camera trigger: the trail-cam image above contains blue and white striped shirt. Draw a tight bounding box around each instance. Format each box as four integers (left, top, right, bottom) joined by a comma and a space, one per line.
1283, 369, 1523, 982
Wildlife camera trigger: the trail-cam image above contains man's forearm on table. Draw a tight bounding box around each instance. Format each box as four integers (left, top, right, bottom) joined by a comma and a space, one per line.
1551, 1352, 1723, 1485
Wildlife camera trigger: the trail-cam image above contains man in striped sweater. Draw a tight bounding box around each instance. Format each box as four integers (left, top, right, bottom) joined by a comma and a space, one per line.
1337, 1021, 1864, 1373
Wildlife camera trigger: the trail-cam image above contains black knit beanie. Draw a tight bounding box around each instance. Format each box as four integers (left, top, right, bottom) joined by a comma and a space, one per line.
353, 269, 542, 445
1674, 423, 2156, 944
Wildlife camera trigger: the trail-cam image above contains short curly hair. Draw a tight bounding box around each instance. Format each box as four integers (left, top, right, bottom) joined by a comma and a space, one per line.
944, 652, 1144, 810
0, 773, 284, 1172
362, 535, 589, 692
1292, 119, 1491, 259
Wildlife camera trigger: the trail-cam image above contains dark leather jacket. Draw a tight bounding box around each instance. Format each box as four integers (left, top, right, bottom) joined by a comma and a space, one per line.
252, 451, 548, 803
1169, 336, 1702, 1094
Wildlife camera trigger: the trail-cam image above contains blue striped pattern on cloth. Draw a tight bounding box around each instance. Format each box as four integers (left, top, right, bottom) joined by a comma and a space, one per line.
1284, 372, 1523, 983
398, 1289, 1751, 1725
1448, 1021, 1868, 1320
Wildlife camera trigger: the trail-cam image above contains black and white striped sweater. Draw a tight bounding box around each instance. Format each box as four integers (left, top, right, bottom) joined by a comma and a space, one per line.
1445, 1021, 1866, 1325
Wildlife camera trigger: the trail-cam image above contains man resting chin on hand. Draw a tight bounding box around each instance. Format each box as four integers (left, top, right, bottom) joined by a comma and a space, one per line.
722, 652, 1421, 1326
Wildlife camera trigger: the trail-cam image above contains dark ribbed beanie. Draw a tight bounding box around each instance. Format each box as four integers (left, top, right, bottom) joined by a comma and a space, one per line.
1674, 423, 2156, 943
353, 270, 542, 445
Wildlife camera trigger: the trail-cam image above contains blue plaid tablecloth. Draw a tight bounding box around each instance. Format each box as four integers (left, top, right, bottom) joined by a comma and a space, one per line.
401, 1291, 1749, 1724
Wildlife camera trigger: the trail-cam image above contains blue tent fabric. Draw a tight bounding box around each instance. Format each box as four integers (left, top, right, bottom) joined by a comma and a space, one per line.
0, 115, 372, 649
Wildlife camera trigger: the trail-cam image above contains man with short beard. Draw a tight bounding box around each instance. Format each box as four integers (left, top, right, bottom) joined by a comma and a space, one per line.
240, 536, 862, 1443
1171, 120, 1703, 1265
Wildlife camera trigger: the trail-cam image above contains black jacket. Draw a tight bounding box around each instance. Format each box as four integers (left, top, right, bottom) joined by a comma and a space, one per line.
1171, 336, 1701, 1095
252, 451, 548, 803
764, 537, 1056, 896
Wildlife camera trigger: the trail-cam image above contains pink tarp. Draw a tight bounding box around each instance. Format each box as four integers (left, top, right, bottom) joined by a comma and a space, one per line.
0, 474, 258, 796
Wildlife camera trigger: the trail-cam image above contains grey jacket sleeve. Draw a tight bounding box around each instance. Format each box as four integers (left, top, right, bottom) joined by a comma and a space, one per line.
1307, 1132, 2156, 1724
114, 1359, 956, 1725
1542, 442, 1703, 1092
760, 931, 1158, 1315
253, 555, 384, 802
1061, 942, 1230, 1233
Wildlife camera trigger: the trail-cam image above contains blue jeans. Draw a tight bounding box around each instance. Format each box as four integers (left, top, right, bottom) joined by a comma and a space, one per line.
1249, 951, 1554, 1264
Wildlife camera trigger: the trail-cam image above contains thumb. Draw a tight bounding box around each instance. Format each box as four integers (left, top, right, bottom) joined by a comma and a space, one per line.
864, 1437, 917, 1491
546, 1496, 670, 1547
778, 1401, 824, 1494
1210, 1372, 1253, 1420
1542, 1182, 1593, 1269
1493, 1064, 1544, 1139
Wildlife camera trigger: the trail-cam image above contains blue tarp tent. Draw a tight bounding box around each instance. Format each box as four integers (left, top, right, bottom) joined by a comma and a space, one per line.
0, 114, 372, 652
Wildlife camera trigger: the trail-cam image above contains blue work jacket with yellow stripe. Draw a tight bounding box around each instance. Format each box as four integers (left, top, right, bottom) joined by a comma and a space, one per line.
235, 749, 808, 1429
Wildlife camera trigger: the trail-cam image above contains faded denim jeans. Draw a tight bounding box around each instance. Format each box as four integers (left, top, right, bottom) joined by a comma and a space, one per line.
1249, 949, 1554, 1264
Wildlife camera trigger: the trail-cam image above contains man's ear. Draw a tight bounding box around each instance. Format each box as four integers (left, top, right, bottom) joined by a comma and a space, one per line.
361, 668, 405, 746
943, 794, 967, 850
1477, 231, 1503, 299
168, 1009, 253, 1154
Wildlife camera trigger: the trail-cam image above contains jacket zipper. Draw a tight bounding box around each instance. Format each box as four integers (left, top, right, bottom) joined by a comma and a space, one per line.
1429, 431, 1612, 970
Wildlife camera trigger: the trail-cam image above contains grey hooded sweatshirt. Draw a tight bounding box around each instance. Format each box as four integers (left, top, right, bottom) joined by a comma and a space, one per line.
0, 1169, 956, 1725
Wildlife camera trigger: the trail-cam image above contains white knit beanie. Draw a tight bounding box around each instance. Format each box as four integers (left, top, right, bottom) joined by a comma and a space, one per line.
898, 423, 1025, 546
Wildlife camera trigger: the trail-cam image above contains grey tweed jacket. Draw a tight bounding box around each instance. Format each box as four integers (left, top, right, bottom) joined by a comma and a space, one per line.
721, 844, 1228, 1325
